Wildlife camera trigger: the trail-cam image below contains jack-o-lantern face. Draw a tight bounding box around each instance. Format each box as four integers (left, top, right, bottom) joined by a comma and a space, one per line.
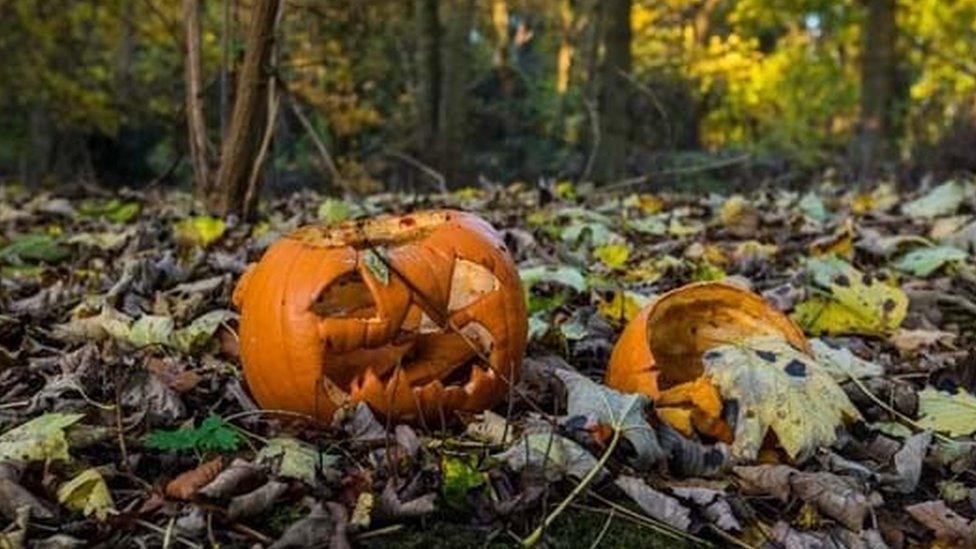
232, 210, 528, 425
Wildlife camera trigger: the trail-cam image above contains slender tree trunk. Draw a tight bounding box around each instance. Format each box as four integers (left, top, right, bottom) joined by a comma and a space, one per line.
211, 0, 282, 216
556, 0, 574, 95
183, 0, 211, 198
416, 0, 441, 155
437, 0, 474, 184
591, 0, 632, 183
857, 0, 897, 179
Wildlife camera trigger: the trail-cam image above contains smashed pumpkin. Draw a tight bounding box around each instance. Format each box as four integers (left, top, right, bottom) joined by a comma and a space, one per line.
604, 282, 810, 441
233, 210, 527, 424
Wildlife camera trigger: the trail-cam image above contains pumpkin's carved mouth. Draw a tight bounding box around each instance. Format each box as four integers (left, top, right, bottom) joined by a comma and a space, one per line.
310, 253, 502, 409
290, 211, 453, 249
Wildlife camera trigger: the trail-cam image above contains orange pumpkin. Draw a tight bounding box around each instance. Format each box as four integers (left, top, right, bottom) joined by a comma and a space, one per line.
605, 282, 810, 440
232, 210, 527, 425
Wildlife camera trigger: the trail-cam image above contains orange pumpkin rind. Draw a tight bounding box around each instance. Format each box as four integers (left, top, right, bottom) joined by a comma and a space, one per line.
605, 281, 810, 441
233, 210, 528, 425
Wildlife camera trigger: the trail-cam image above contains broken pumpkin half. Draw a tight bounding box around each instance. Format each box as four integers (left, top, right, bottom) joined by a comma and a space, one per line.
233, 210, 528, 425
604, 281, 811, 442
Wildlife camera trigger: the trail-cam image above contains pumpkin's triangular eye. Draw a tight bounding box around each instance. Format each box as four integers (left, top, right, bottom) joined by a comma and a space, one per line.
311, 271, 377, 318
447, 258, 499, 312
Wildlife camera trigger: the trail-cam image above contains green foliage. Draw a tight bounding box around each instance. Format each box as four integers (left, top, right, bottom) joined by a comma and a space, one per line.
144, 415, 241, 454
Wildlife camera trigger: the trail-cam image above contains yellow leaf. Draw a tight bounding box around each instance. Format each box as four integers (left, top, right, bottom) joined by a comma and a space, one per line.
792, 258, 907, 336
808, 219, 855, 259
57, 468, 115, 520
593, 243, 630, 270
0, 413, 84, 463
597, 290, 652, 323
173, 216, 226, 247
703, 336, 861, 460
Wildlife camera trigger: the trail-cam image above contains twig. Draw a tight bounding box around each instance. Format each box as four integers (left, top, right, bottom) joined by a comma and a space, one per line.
585, 492, 711, 546
355, 524, 405, 540
279, 80, 346, 192
580, 98, 600, 183
600, 152, 752, 193
134, 519, 202, 549
384, 149, 447, 193
522, 427, 621, 547
588, 507, 615, 549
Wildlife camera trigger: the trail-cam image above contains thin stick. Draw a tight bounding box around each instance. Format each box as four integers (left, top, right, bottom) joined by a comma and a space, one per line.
385, 149, 447, 193
134, 519, 202, 549
522, 427, 620, 547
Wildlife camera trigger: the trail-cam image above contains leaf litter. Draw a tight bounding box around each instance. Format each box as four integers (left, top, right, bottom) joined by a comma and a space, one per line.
3, 181, 976, 546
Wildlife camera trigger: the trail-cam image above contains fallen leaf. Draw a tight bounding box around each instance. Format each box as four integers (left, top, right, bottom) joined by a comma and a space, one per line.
703, 336, 861, 460
464, 410, 514, 445
902, 180, 970, 219
440, 455, 486, 509
350, 491, 374, 528
0, 413, 85, 463
905, 500, 975, 543
227, 480, 288, 519
57, 468, 115, 520
269, 503, 338, 549
790, 471, 870, 531
614, 476, 691, 531
893, 245, 967, 277
198, 458, 265, 499
519, 265, 588, 292
173, 216, 226, 247
165, 458, 223, 500
889, 328, 955, 355
916, 388, 976, 436
793, 257, 907, 336
376, 480, 437, 519
886, 431, 931, 494
257, 437, 333, 485
0, 477, 55, 520
671, 486, 741, 531
810, 338, 884, 380
593, 242, 630, 270
552, 368, 664, 468
496, 431, 601, 482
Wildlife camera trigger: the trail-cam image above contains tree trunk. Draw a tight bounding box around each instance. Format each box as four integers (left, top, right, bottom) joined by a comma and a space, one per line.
183, 0, 211, 198
591, 0, 632, 183
437, 0, 474, 184
210, 0, 282, 216
416, 0, 441, 155
857, 0, 897, 179
556, 0, 574, 95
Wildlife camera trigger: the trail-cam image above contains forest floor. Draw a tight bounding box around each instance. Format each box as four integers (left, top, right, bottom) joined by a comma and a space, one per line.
2, 180, 976, 548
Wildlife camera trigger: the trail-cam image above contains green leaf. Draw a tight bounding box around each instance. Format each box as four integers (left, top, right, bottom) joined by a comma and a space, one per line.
440, 455, 486, 510
144, 414, 241, 454
173, 216, 227, 247
257, 437, 334, 485
57, 468, 115, 520
0, 413, 85, 463
916, 388, 976, 436
317, 198, 356, 225
78, 199, 141, 223
799, 192, 829, 223
519, 265, 587, 292
703, 336, 861, 460
171, 310, 237, 353
128, 315, 174, 348
0, 234, 70, 265
902, 180, 970, 219
363, 248, 390, 285
893, 245, 968, 277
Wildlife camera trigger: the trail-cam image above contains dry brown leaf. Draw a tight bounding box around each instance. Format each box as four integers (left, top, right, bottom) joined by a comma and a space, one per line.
165, 458, 223, 501
889, 328, 956, 356
905, 500, 976, 544
790, 472, 870, 532
198, 458, 265, 499
227, 480, 288, 520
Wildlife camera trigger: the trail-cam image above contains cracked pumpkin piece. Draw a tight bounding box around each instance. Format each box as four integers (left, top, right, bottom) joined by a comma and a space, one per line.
232, 210, 528, 424
604, 282, 810, 441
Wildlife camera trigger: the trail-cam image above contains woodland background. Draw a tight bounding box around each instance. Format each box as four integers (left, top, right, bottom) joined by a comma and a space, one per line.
2, 0, 975, 203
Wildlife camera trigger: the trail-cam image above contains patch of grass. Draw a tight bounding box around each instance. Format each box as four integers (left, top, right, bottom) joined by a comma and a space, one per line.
360, 508, 696, 548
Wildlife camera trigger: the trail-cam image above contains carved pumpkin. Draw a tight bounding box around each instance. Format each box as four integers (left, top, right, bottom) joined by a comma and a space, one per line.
604, 282, 810, 440
232, 210, 527, 425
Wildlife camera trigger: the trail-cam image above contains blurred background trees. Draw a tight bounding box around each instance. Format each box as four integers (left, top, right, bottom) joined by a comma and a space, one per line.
1, 0, 975, 208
